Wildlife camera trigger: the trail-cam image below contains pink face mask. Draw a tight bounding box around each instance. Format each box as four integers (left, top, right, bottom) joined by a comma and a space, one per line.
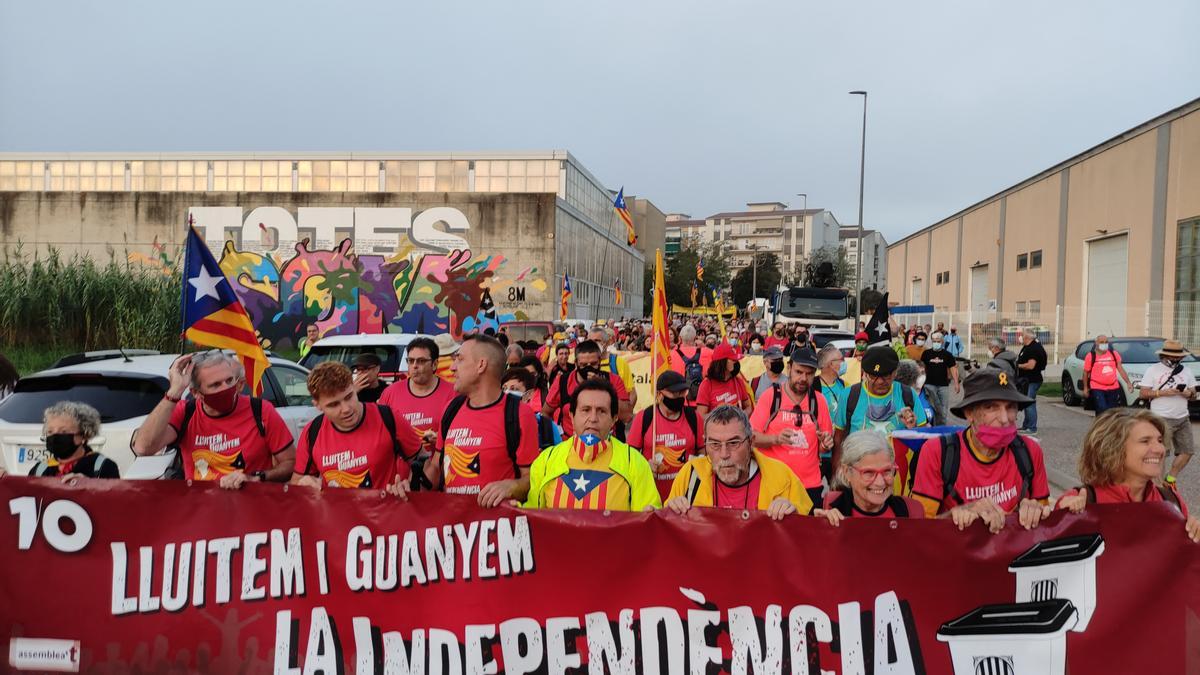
974, 423, 1017, 450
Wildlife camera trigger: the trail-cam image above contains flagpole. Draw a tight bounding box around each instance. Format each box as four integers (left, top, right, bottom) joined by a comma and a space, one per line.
592, 207, 617, 322
179, 215, 193, 355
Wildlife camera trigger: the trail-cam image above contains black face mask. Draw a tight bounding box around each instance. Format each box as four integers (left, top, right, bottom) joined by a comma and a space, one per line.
661, 396, 686, 412
769, 360, 785, 375
45, 433, 80, 460
577, 365, 601, 380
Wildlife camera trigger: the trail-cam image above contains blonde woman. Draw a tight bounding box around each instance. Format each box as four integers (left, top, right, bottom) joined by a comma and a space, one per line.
1058, 407, 1200, 542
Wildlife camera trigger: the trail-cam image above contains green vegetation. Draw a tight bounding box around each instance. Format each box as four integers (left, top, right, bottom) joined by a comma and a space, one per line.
0, 246, 181, 375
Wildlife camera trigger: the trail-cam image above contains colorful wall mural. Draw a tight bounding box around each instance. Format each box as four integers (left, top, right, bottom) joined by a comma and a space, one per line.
181, 203, 551, 348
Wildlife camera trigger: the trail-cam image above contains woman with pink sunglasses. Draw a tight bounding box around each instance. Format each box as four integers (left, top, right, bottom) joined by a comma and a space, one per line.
813, 430, 925, 525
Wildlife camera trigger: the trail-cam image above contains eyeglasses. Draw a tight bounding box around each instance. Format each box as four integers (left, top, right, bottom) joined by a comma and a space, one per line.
408, 357, 433, 366
850, 465, 898, 483
705, 437, 748, 452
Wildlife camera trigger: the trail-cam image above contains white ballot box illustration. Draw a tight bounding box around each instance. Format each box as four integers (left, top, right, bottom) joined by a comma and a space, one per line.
937, 599, 1078, 675
1008, 533, 1105, 631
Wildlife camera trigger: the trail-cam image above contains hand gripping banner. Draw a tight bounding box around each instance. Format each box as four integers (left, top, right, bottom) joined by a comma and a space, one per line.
1, 478, 1199, 674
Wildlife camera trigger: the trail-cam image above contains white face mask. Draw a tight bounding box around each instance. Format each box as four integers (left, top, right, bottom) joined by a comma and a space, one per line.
1097, 343, 1110, 352
930, 342, 943, 351
916, 375, 927, 389
915, 339, 926, 346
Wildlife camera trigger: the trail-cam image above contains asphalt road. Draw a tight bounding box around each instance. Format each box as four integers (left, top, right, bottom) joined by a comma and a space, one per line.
943, 391, 1200, 506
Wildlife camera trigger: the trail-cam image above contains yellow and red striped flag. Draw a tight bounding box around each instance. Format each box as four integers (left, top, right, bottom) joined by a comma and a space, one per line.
181, 227, 270, 394
614, 187, 637, 247
613, 278, 622, 306
652, 249, 672, 378
560, 273, 572, 321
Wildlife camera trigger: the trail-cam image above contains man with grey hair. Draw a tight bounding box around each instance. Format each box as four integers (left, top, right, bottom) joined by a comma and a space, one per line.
133, 351, 296, 488
1016, 328, 1048, 434
665, 404, 811, 518
505, 343, 525, 368
673, 323, 707, 400
986, 337, 1018, 377
920, 331, 959, 426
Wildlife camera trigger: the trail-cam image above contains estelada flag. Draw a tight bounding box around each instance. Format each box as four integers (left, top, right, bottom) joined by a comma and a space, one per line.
181, 227, 270, 394
560, 273, 572, 321
613, 187, 637, 247
651, 249, 671, 377
613, 278, 622, 306
864, 291, 892, 346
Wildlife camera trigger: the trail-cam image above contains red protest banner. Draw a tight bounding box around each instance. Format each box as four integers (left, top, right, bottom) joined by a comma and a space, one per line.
1, 477, 1198, 674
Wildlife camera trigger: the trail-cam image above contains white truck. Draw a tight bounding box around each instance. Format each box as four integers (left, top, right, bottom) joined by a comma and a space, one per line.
773, 286, 856, 331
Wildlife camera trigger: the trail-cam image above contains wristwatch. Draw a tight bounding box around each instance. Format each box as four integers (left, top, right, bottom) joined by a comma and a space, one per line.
252, 471, 268, 482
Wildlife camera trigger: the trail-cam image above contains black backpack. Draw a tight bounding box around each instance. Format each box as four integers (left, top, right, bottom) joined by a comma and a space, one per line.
439, 393, 524, 480
934, 431, 1035, 506
676, 348, 704, 399
843, 383, 915, 428
303, 403, 402, 476
166, 397, 268, 480
632, 405, 699, 448
827, 489, 912, 517
1084, 484, 1182, 511
766, 383, 820, 426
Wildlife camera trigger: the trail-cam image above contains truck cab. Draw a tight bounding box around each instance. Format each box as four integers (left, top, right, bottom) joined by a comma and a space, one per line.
774, 287, 855, 331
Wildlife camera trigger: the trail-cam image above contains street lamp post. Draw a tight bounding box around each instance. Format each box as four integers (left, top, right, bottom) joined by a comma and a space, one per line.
850, 90, 867, 316
795, 193, 807, 283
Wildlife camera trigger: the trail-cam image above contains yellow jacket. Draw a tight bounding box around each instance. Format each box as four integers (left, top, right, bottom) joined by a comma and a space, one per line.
524, 436, 662, 511
667, 450, 813, 514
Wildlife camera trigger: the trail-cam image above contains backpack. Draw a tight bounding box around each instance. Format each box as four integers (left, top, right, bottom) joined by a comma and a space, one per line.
167, 397, 268, 481
633, 405, 699, 449
843, 383, 915, 429
303, 403, 401, 475
676, 348, 704, 399
536, 414, 562, 450
439, 393, 523, 478
935, 431, 1035, 506
1084, 484, 1182, 512
766, 383, 820, 427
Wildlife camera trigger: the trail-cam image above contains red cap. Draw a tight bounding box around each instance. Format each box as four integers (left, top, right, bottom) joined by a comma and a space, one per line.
711, 342, 738, 362
855, 331, 869, 341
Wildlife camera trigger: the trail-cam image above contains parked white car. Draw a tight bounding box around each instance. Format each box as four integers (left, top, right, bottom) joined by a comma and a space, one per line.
0, 351, 315, 478
299, 333, 433, 382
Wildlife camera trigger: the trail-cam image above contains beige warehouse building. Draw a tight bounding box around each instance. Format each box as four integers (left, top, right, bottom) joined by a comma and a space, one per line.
887, 96, 1200, 358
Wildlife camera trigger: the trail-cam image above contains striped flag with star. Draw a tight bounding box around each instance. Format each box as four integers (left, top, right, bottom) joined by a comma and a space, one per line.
560, 273, 572, 321
181, 226, 270, 394
696, 254, 704, 282
613, 187, 637, 247
651, 249, 672, 378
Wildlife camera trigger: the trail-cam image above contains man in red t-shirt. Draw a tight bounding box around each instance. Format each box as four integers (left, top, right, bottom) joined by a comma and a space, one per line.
380, 336, 457, 457
911, 367, 1051, 532
696, 342, 753, 418
292, 362, 422, 496
429, 335, 540, 507
764, 322, 791, 351
542, 340, 628, 437
132, 351, 295, 489
749, 348, 833, 506
628, 371, 703, 499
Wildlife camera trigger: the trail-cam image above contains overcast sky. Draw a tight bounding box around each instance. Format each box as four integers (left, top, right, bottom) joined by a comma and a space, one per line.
2, 1, 1196, 244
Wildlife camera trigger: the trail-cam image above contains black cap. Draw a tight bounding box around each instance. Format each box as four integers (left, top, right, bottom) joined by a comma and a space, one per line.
352, 352, 382, 369
656, 370, 690, 393
861, 346, 899, 377
789, 347, 818, 369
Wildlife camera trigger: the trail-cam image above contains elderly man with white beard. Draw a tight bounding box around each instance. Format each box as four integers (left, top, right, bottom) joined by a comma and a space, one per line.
665, 405, 812, 519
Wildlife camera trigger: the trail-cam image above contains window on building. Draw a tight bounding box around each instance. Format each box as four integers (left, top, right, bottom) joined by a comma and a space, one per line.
1016, 301, 1026, 316
1175, 219, 1200, 347
1029, 300, 1041, 316
1017, 253, 1028, 271
1030, 250, 1042, 268
943, 270, 950, 285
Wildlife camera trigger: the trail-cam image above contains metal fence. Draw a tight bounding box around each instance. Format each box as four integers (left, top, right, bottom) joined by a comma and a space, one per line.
890, 302, 1200, 365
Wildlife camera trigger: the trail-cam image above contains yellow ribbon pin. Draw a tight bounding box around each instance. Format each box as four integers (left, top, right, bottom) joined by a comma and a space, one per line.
998, 373, 1008, 386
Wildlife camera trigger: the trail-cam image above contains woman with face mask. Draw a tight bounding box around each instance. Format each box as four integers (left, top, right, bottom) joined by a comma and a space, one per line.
24, 401, 119, 479
752, 346, 789, 399
695, 342, 753, 419
910, 367, 1052, 533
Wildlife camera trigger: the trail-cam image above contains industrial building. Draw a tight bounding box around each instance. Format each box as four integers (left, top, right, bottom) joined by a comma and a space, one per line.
886, 97, 1200, 349
0, 151, 644, 345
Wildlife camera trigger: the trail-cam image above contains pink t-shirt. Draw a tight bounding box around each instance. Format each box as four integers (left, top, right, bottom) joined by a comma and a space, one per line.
748, 388, 832, 488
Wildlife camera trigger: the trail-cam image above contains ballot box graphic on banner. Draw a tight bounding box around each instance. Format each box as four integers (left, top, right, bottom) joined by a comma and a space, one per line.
938, 534, 1105, 675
